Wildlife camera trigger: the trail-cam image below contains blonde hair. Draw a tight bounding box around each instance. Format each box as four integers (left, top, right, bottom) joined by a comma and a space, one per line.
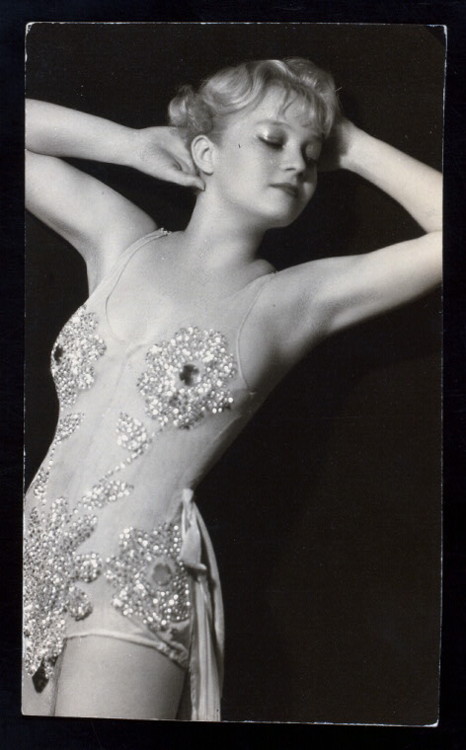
168, 58, 339, 144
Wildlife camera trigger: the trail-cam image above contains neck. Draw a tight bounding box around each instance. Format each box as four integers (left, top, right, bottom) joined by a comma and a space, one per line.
181, 191, 267, 270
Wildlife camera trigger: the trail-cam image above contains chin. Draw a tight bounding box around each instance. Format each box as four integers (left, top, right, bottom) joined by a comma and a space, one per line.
241, 200, 306, 231
266, 207, 305, 229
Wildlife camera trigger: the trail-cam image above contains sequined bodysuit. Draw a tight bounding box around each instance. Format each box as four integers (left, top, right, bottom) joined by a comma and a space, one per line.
23, 229, 273, 720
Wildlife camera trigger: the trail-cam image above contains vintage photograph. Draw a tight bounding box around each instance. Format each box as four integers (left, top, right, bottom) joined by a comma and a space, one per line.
24, 23, 443, 724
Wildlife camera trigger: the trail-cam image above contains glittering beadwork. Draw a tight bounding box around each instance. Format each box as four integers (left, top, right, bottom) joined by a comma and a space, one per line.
80, 413, 152, 508
23, 497, 102, 679
105, 521, 191, 634
80, 478, 133, 509
51, 305, 106, 407
24, 410, 154, 682
137, 326, 236, 429
32, 413, 84, 503
116, 412, 152, 457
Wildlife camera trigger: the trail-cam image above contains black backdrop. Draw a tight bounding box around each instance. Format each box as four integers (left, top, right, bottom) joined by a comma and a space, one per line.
25, 23, 443, 725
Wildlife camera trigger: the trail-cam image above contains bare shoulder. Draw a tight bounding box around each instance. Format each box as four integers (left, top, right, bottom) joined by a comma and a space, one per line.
253, 228, 441, 370
86, 223, 162, 293
26, 151, 158, 289
252, 257, 338, 362
232, 258, 333, 391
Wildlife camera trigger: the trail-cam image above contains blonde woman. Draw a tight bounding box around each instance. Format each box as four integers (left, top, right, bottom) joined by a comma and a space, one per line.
23, 57, 441, 720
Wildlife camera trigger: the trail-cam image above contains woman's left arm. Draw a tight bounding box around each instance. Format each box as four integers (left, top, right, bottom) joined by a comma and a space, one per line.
316, 121, 442, 336
337, 120, 442, 234
261, 120, 442, 366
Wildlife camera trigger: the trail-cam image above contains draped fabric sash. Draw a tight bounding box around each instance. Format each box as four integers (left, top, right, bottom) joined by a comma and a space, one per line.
179, 489, 224, 721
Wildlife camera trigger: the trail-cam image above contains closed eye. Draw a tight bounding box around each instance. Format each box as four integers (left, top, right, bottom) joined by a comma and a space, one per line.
259, 137, 318, 168
259, 137, 283, 151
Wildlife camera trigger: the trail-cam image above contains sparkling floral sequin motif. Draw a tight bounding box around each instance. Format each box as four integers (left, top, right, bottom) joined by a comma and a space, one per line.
24, 411, 152, 683
116, 412, 152, 457
105, 521, 191, 637
51, 305, 106, 407
80, 413, 151, 509
25, 315, 238, 681
23, 497, 102, 680
137, 326, 236, 429
80, 478, 133, 510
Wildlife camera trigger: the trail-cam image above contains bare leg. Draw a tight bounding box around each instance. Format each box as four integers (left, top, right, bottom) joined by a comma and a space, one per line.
22, 666, 56, 716
53, 636, 186, 719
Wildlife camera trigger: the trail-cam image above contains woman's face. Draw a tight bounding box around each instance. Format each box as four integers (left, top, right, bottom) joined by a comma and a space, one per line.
209, 87, 322, 228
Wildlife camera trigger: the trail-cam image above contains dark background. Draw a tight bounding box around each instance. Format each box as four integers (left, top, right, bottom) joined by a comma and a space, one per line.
23, 24, 443, 725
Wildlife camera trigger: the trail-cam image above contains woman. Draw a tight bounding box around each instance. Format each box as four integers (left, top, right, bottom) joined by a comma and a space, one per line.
23, 57, 442, 721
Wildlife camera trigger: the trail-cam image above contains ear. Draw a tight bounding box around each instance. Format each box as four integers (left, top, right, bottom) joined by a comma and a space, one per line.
190, 135, 216, 176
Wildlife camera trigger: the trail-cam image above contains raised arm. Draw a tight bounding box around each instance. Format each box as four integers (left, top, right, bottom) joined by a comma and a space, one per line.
258, 119, 442, 369
337, 120, 442, 233
26, 100, 203, 286
316, 120, 442, 327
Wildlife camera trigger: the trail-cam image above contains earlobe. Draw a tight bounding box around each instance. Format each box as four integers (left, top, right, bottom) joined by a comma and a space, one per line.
190, 135, 215, 176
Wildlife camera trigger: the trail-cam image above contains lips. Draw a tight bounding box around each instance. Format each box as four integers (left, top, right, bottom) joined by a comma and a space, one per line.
270, 183, 299, 198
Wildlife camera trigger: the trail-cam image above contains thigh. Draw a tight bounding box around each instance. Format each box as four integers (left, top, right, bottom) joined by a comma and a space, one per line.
22, 666, 56, 716
54, 635, 186, 719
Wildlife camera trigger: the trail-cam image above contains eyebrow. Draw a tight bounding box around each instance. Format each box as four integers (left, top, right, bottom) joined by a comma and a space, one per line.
256, 119, 321, 139
256, 119, 298, 128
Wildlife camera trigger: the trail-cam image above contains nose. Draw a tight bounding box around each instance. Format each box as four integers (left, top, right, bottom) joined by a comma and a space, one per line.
281, 146, 309, 175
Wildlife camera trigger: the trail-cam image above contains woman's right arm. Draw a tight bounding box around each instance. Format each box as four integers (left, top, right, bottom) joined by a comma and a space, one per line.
26, 100, 202, 281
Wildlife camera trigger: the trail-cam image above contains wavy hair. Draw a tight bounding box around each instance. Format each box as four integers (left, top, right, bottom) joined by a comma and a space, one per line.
168, 58, 339, 144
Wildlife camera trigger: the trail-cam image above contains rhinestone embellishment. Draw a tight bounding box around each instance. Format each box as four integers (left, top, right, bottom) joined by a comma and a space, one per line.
116, 412, 152, 457
24, 411, 153, 684
51, 305, 106, 407
23, 497, 102, 680
137, 326, 236, 429
105, 521, 191, 633
80, 478, 133, 510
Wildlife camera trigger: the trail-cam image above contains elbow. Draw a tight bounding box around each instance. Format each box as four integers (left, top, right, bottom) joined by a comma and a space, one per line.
425, 180, 443, 234
424, 230, 443, 289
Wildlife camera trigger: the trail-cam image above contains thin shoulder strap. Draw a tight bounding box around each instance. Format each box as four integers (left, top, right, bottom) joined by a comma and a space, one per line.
87, 228, 170, 304
235, 272, 275, 391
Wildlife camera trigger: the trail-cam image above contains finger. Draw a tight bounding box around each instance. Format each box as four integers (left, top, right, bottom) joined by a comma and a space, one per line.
176, 156, 199, 175
168, 169, 205, 191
